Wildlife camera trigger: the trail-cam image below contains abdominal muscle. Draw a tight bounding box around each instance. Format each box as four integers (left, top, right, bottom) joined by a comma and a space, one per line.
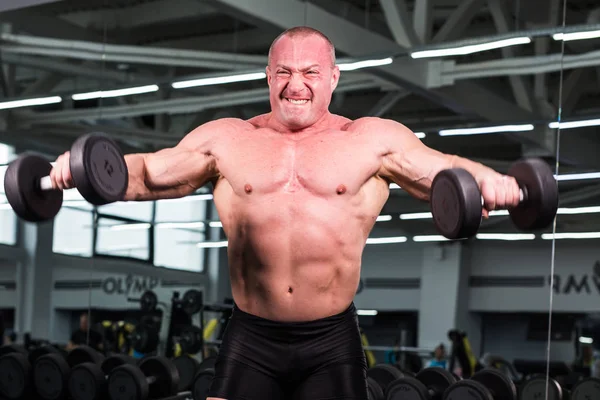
215, 189, 370, 322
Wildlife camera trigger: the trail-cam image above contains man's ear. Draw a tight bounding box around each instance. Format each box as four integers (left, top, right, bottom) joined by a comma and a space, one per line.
331, 65, 340, 91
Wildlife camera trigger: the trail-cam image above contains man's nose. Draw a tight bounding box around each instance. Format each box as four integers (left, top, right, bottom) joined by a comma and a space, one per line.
287, 73, 306, 92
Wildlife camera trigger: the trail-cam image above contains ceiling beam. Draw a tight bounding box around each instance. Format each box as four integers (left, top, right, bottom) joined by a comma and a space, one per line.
0, 0, 59, 13
431, 0, 486, 43
379, 0, 419, 48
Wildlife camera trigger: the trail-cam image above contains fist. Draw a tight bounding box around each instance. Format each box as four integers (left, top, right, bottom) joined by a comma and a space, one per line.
49, 151, 75, 190
479, 174, 520, 218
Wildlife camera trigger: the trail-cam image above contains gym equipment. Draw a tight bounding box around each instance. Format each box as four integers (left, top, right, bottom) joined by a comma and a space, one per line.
140, 291, 158, 313
132, 321, 160, 354
179, 325, 203, 354
0, 347, 32, 400
430, 158, 558, 239
192, 357, 216, 400
172, 355, 200, 392
367, 364, 405, 394
519, 375, 562, 400
69, 354, 137, 400
181, 290, 203, 315
443, 368, 517, 400
387, 367, 457, 400
107, 355, 179, 400
34, 345, 104, 400
367, 376, 384, 400
4, 132, 128, 222
571, 377, 600, 400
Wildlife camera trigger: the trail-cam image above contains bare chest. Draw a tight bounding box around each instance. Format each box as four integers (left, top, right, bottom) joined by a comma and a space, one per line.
216, 129, 382, 197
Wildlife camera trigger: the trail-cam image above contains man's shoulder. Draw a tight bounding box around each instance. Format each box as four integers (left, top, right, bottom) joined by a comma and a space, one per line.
341, 116, 394, 135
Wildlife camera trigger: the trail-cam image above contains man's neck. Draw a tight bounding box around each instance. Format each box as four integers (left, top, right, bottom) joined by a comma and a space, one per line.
267, 111, 333, 136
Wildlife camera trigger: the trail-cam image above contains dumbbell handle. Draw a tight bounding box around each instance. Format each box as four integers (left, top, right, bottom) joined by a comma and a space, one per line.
480, 187, 527, 206
39, 175, 55, 191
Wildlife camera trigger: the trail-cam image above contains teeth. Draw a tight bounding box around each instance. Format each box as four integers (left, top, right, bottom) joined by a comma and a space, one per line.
286, 98, 308, 104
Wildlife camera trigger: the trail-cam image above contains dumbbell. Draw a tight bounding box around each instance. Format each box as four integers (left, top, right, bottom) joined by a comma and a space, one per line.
4, 132, 128, 222
34, 345, 104, 400
366, 364, 405, 397
69, 353, 137, 400
387, 367, 457, 400
107, 355, 179, 400
520, 375, 600, 400
430, 158, 558, 239
443, 368, 517, 400
0, 344, 32, 400
191, 356, 216, 400
172, 355, 201, 392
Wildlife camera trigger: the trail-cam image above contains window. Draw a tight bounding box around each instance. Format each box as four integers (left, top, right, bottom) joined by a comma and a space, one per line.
52, 202, 94, 257
153, 195, 210, 272
0, 144, 17, 245
95, 217, 150, 260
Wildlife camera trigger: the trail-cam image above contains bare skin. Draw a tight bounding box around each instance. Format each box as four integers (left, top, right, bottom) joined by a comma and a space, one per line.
49, 34, 520, 324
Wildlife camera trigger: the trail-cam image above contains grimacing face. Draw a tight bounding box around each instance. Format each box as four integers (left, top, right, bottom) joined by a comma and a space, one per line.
266, 34, 340, 131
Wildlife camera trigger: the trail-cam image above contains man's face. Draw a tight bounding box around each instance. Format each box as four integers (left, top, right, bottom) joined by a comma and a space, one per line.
80, 314, 88, 330
266, 34, 340, 130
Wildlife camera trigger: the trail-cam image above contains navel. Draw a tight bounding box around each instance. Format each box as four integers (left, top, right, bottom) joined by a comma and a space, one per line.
336, 184, 347, 195
244, 184, 253, 194
288, 286, 293, 294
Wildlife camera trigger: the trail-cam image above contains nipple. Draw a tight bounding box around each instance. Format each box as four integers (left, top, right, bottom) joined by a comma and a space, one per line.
336, 184, 347, 195
288, 286, 293, 294
244, 184, 253, 194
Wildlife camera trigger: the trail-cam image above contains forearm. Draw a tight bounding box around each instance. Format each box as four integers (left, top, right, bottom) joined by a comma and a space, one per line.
123, 152, 194, 201
448, 154, 503, 184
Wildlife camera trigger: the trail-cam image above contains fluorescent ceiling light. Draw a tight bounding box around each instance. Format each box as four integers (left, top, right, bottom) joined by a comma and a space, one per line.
542, 232, 600, 240
196, 240, 228, 248
558, 206, 600, 214
579, 336, 594, 344
72, 85, 159, 100
159, 194, 213, 203
414, 132, 426, 139
209, 221, 223, 228
0, 96, 62, 110
156, 222, 205, 229
172, 72, 266, 89
554, 30, 600, 42
109, 223, 151, 231
357, 309, 378, 316
475, 233, 535, 241
366, 236, 407, 244
338, 57, 393, 71
556, 172, 600, 181
411, 37, 531, 59
439, 124, 534, 136
413, 235, 452, 242
549, 118, 600, 130
389, 183, 402, 190
376, 215, 392, 222
400, 212, 431, 220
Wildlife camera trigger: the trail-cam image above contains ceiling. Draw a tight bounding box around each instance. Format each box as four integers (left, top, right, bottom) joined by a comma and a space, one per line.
0, 0, 599, 238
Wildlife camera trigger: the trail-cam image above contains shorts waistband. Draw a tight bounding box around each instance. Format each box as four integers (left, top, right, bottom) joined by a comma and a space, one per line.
230, 302, 357, 331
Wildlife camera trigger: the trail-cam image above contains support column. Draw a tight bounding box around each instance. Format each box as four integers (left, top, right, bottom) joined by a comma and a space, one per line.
16, 220, 55, 340
205, 202, 229, 304
418, 242, 481, 354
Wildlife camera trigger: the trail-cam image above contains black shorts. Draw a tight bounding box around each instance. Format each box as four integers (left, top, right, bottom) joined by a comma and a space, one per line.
207, 303, 368, 400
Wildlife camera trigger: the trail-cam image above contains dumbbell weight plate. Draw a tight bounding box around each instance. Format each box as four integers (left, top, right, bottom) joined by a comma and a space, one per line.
367, 376, 384, 400
69, 362, 105, 400
108, 364, 149, 400
139, 356, 179, 399
519, 375, 562, 400
28, 345, 61, 369
507, 158, 558, 231
66, 345, 104, 367
0, 353, 31, 400
472, 368, 517, 400
131, 323, 160, 354
0, 344, 28, 357
571, 377, 600, 400
443, 379, 492, 400
69, 133, 128, 206
430, 168, 482, 239
4, 154, 63, 222
33, 353, 71, 400
173, 355, 200, 392
388, 367, 457, 400
193, 367, 214, 400
101, 354, 137, 375
180, 325, 203, 354
182, 289, 203, 315
367, 364, 405, 394
140, 291, 157, 313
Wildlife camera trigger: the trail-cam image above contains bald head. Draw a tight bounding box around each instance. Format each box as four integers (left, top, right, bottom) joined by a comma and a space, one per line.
268, 27, 336, 67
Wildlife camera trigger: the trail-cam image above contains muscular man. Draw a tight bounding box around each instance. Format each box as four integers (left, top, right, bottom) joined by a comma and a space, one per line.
50, 27, 520, 399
